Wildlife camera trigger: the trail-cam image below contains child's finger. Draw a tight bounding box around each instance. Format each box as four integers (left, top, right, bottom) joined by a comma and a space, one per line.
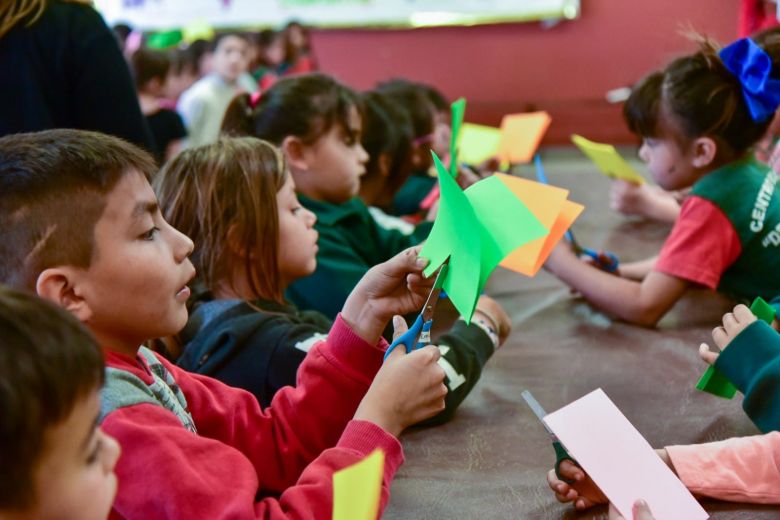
733, 303, 757, 324
698, 343, 719, 365
386, 316, 409, 360
608, 503, 627, 520
711, 325, 729, 349
632, 499, 656, 520
557, 459, 584, 481
722, 312, 737, 332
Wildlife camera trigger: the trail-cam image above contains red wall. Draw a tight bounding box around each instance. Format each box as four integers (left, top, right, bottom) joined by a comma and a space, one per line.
310, 0, 736, 144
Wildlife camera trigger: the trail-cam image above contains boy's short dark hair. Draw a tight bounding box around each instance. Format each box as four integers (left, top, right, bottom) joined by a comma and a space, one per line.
375, 79, 436, 139
131, 48, 171, 90
0, 285, 104, 509
0, 129, 157, 290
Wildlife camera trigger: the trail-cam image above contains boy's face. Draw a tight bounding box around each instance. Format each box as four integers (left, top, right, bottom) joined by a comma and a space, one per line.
298, 105, 369, 204
31, 389, 120, 520
72, 170, 195, 353
212, 36, 248, 83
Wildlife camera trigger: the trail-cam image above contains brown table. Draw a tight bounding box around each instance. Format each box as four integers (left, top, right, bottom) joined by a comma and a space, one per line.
383, 153, 779, 519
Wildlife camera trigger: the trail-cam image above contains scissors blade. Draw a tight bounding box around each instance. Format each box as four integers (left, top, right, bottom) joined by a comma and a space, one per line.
421, 263, 448, 322
521, 390, 559, 440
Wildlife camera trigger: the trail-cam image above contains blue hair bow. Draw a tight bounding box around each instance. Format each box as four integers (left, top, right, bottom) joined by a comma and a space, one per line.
719, 37, 780, 123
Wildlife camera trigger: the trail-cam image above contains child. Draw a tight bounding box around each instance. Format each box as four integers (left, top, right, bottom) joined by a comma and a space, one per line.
0, 286, 121, 520
130, 48, 187, 163
221, 73, 433, 319
608, 180, 683, 223
545, 36, 780, 327
250, 29, 285, 91
0, 128, 448, 518
177, 32, 255, 148
156, 136, 511, 424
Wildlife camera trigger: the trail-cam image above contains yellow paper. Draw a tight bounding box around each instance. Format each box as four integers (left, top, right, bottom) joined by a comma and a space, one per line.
182, 18, 215, 43
332, 449, 384, 520
459, 123, 502, 165
571, 134, 646, 184
497, 111, 552, 164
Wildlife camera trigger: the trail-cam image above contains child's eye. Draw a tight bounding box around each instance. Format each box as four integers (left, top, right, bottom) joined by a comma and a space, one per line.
141, 226, 160, 240
292, 206, 302, 215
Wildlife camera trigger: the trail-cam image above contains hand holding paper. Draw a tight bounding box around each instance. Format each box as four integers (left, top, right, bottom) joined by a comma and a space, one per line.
420, 151, 583, 321
572, 135, 646, 184
543, 389, 708, 520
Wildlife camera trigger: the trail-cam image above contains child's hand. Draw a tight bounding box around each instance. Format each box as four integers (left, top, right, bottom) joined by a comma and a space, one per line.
609, 180, 647, 217
455, 165, 481, 189
474, 295, 512, 346
353, 316, 447, 436
342, 247, 435, 344
546, 460, 607, 510
699, 304, 757, 365
609, 500, 656, 520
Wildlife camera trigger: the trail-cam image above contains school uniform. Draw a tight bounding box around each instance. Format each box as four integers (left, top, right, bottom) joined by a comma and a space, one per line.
100, 315, 403, 519
286, 195, 432, 320
655, 158, 780, 303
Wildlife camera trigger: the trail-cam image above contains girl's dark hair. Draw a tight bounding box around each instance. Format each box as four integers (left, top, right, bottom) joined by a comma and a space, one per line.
361, 91, 414, 203
624, 37, 779, 157
221, 73, 360, 146
375, 79, 436, 139
131, 48, 170, 90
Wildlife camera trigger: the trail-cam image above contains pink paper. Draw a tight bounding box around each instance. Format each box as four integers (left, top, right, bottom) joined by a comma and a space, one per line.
543, 389, 708, 520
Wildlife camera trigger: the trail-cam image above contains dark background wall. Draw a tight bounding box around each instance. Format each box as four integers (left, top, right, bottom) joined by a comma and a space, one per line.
310, 0, 736, 145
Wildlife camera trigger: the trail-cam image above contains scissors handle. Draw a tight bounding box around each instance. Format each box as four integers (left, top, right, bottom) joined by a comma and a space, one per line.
553, 441, 580, 484
580, 248, 619, 273
384, 314, 424, 361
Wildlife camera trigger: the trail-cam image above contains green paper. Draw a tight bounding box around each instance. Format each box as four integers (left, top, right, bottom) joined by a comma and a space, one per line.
449, 98, 466, 177
695, 296, 776, 399
696, 367, 737, 399
420, 152, 547, 321
146, 30, 183, 50
459, 123, 502, 165
751, 296, 776, 324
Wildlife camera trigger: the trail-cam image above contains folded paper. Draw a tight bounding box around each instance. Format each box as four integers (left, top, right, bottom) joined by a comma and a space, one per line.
572, 134, 646, 184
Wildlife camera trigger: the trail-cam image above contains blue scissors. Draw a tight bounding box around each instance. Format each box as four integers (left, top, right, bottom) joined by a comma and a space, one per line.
521, 390, 580, 483
533, 154, 619, 273
383, 263, 448, 361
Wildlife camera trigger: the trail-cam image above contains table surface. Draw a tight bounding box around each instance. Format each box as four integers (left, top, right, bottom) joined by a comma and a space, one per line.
382, 153, 779, 519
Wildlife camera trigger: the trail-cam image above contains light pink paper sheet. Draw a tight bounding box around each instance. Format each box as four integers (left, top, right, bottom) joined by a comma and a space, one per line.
543, 388, 708, 520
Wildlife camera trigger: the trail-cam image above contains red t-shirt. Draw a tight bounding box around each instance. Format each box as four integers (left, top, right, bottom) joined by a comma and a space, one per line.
655, 195, 742, 289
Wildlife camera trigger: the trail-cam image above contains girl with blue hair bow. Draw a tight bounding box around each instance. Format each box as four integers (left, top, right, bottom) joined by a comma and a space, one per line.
545, 35, 780, 328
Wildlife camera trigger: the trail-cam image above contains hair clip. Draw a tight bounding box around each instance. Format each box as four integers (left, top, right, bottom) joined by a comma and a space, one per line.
719, 37, 780, 123
249, 91, 262, 109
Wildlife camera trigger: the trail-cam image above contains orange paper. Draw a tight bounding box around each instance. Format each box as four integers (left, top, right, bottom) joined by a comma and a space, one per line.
497, 112, 552, 164
496, 175, 584, 275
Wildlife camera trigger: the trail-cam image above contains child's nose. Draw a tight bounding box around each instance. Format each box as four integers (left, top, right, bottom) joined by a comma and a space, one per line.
172, 227, 195, 262
305, 208, 317, 227
101, 430, 122, 472
357, 143, 369, 164
638, 143, 650, 162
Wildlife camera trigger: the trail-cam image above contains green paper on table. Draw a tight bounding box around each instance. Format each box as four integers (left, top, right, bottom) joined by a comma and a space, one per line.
572, 134, 646, 184
420, 152, 565, 321
459, 123, 502, 165
332, 449, 384, 520
449, 98, 466, 176
696, 297, 776, 398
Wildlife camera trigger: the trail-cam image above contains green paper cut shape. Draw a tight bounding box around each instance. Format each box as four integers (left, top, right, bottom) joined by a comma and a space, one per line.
420, 152, 548, 321
696, 296, 775, 399
449, 98, 466, 177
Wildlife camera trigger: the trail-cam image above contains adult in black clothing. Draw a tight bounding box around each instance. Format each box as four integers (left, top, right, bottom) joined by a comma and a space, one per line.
0, 0, 153, 149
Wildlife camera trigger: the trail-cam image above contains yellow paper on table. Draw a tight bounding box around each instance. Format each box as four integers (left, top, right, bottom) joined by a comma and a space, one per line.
572, 134, 646, 184
459, 123, 502, 165
332, 449, 384, 520
495, 175, 584, 276
497, 111, 552, 164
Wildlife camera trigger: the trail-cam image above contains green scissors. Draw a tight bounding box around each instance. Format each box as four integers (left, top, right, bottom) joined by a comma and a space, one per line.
521, 390, 580, 483
383, 263, 448, 361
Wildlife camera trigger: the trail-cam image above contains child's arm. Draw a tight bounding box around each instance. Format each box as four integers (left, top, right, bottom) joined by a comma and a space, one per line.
700, 304, 780, 432
546, 243, 688, 326
616, 256, 657, 281
609, 180, 681, 224
418, 295, 511, 425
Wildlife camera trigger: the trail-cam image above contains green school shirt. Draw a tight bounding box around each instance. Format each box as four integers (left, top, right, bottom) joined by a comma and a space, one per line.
691, 157, 780, 302
392, 170, 437, 216
286, 195, 433, 319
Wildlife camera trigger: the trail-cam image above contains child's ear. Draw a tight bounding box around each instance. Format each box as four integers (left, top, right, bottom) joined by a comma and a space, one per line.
378, 153, 392, 178
281, 136, 310, 172
35, 267, 93, 323
690, 137, 717, 168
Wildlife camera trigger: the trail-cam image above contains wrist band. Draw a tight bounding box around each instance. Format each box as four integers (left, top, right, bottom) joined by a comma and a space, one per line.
464, 316, 500, 350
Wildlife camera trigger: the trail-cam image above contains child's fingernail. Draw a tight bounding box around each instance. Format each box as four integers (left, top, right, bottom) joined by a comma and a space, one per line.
393, 315, 403, 328
416, 257, 428, 267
